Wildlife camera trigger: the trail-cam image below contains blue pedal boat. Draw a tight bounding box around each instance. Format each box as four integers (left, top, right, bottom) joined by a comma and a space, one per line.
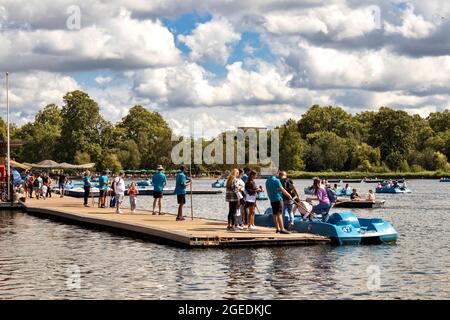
212, 180, 225, 188
335, 188, 352, 196
255, 209, 398, 245
375, 186, 411, 194
136, 179, 152, 187
440, 178, 450, 182
256, 191, 268, 200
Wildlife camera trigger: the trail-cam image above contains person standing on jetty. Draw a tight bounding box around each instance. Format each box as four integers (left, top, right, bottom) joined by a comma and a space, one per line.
226, 169, 240, 231
58, 172, 67, 197
34, 173, 43, 200
245, 170, 263, 230
174, 166, 191, 221
28, 173, 35, 198
266, 170, 292, 234
112, 172, 126, 214
128, 182, 139, 213
98, 171, 109, 208
152, 165, 167, 215
83, 171, 91, 207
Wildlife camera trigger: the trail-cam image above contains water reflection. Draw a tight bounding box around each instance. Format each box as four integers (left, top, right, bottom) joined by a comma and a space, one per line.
0, 179, 449, 299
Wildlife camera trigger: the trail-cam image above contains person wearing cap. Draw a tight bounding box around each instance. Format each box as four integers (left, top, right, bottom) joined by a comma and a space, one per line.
151, 165, 167, 215
174, 165, 191, 221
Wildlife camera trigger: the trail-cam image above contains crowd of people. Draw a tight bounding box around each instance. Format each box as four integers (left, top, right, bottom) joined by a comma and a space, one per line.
224, 168, 345, 233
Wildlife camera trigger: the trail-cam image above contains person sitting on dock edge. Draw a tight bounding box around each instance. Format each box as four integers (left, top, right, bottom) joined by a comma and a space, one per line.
265, 169, 292, 234
152, 165, 167, 215
174, 166, 191, 221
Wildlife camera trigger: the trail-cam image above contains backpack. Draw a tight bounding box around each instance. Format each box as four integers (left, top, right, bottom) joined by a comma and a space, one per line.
326, 187, 337, 203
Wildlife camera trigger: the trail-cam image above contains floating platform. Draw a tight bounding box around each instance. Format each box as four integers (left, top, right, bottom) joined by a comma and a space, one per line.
19, 197, 329, 248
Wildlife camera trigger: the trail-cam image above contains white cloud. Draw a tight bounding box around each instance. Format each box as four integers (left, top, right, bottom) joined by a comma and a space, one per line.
95, 76, 112, 84
263, 4, 380, 40
384, 4, 436, 39
178, 16, 241, 64
0, 72, 79, 124
0, 8, 181, 72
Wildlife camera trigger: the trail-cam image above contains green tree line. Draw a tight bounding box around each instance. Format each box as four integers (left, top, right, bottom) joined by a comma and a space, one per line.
2, 91, 450, 173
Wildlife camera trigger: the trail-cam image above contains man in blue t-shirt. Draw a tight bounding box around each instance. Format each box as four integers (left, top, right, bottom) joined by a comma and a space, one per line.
242, 167, 250, 183
266, 170, 293, 234
98, 171, 109, 208
174, 166, 191, 221
151, 165, 167, 215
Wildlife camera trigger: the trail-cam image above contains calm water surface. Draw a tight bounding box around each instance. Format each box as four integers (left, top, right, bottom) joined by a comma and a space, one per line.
0, 179, 449, 299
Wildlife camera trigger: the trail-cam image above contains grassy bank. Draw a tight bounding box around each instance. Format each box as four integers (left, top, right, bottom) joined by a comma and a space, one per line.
286, 171, 449, 179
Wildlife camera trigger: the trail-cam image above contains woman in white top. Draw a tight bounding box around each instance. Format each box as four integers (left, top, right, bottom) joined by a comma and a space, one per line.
112, 172, 126, 214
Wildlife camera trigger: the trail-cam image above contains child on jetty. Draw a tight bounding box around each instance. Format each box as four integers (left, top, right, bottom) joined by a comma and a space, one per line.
128, 182, 139, 213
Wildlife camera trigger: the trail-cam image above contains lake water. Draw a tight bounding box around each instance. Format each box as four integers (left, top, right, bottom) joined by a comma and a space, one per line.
0, 179, 449, 299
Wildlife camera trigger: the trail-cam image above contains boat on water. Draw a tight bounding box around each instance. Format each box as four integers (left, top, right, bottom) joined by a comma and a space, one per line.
334, 199, 385, 209
256, 191, 268, 201
364, 178, 405, 183
304, 186, 315, 195
326, 179, 362, 183
375, 186, 411, 194
439, 178, 450, 182
136, 179, 152, 187
254, 209, 398, 245
212, 179, 225, 188
335, 188, 352, 196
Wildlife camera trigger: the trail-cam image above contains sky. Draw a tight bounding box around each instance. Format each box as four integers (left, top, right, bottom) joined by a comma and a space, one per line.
1, 0, 450, 137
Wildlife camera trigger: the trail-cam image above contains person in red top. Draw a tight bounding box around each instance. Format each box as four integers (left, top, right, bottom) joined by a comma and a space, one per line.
128, 182, 139, 213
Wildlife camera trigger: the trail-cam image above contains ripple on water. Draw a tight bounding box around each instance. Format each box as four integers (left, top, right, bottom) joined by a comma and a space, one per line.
0, 179, 449, 299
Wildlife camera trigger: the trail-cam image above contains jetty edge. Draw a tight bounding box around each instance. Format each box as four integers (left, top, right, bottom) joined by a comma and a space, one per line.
18, 197, 330, 248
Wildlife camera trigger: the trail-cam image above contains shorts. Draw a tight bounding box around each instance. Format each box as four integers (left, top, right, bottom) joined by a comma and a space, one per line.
153, 191, 163, 199
177, 194, 186, 204
245, 201, 256, 208
271, 201, 283, 215
99, 189, 107, 198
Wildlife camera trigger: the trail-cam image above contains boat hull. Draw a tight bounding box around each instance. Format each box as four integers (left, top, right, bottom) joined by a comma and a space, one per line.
334, 200, 385, 209
254, 209, 398, 245
375, 187, 411, 194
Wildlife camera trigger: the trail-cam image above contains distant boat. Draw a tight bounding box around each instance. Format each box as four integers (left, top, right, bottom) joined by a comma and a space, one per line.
439, 178, 450, 182
326, 179, 362, 183
212, 179, 225, 188
334, 200, 385, 209
256, 191, 268, 201
365, 178, 405, 183
335, 188, 352, 197
375, 187, 411, 194
304, 186, 315, 195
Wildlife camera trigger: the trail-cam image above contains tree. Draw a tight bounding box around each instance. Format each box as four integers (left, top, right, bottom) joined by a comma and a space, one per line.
349, 143, 381, 170
305, 131, 349, 171
117, 140, 142, 169
428, 110, 450, 133
368, 107, 415, 162
279, 121, 306, 171
14, 104, 63, 163
298, 105, 361, 139
118, 105, 173, 168
59, 90, 104, 163
74, 151, 91, 164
